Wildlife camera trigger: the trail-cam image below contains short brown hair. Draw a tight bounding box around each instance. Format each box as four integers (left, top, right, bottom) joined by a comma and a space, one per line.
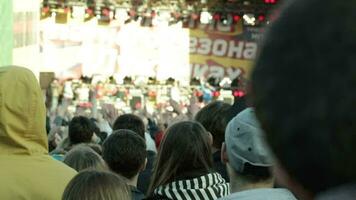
102, 129, 147, 179
194, 101, 231, 149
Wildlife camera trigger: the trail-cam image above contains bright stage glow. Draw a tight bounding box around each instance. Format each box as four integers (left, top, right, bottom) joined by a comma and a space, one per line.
40, 20, 191, 85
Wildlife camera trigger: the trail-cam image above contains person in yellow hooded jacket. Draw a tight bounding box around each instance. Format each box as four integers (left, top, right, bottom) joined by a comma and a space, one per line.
0, 66, 77, 199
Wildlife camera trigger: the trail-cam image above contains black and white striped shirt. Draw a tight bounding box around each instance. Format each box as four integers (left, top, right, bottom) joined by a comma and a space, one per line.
154, 172, 230, 200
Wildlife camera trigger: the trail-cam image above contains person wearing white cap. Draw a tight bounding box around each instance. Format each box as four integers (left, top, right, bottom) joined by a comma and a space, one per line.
218, 108, 297, 200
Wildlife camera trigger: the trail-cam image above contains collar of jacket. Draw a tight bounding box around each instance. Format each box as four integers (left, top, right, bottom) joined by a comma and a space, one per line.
154, 172, 230, 200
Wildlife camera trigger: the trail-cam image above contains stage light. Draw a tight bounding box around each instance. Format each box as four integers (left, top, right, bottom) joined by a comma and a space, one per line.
258, 14, 266, 22
195, 90, 203, 97
152, 10, 171, 27
220, 14, 234, 25
265, 0, 277, 4
233, 90, 245, 97
243, 14, 256, 26
200, 10, 212, 24
213, 13, 221, 21
212, 91, 220, 97
72, 6, 86, 20
115, 8, 129, 22
233, 14, 241, 22
220, 77, 232, 88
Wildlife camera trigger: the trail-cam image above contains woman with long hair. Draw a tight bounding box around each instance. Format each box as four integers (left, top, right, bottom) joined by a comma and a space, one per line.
147, 121, 229, 200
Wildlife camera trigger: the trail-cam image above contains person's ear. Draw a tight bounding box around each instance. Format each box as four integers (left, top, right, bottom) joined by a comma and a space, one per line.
221, 142, 229, 164
140, 158, 148, 172
207, 132, 213, 146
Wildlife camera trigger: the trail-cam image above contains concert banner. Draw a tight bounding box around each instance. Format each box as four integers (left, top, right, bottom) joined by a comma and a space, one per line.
189, 22, 263, 80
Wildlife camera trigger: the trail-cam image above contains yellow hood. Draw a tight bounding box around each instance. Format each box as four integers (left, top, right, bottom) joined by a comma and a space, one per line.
0, 66, 48, 155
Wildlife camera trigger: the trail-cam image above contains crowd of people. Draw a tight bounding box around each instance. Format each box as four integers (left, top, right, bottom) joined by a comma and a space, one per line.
1, 0, 356, 199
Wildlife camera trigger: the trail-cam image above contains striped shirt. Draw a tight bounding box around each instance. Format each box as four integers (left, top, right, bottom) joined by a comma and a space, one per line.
154, 172, 230, 200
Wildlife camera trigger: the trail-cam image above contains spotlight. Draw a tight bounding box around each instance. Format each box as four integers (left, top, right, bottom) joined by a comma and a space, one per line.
243, 14, 256, 26
258, 14, 266, 22
115, 8, 129, 22
233, 90, 245, 97
212, 91, 220, 97
72, 6, 86, 20
220, 13, 233, 25
213, 13, 221, 21
233, 14, 241, 22
200, 10, 212, 24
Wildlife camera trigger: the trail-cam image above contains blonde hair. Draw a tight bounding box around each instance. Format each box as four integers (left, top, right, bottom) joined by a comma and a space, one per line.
62, 170, 131, 200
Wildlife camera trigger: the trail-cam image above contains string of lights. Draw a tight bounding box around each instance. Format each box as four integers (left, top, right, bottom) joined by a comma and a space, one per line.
41, 0, 281, 27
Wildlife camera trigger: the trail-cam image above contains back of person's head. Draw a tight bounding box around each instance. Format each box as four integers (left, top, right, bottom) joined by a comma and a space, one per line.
148, 121, 213, 195
63, 144, 107, 172
68, 116, 94, 145
62, 170, 131, 200
112, 114, 145, 139
194, 101, 232, 149
84, 143, 103, 155
102, 129, 147, 179
224, 108, 273, 183
251, 0, 356, 196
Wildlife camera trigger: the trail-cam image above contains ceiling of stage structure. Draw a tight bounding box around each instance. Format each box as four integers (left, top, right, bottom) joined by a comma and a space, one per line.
41, 0, 281, 27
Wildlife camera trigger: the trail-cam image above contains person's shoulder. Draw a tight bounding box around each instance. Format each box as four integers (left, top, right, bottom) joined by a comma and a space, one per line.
42, 155, 77, 177
130, 186, 146, 200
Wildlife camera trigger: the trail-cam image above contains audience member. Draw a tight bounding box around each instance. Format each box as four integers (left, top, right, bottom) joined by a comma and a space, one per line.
219, 108, 296, 200
147, 121, 229, 199
113, 114, 146, 138
195, 101, 232, 181
251, 0, 356, 199
103, 130, 147, 200
62, 170, 131, 200
113, 114, 156, 194
51, 115, 97, 160
0, 66, 76, 199
68, 116, 95, 145
63, 144, 108, 172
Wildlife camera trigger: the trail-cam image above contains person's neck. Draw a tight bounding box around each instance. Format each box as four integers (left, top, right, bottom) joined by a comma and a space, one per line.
126, 174, 139, 187
230, 179, 274, 193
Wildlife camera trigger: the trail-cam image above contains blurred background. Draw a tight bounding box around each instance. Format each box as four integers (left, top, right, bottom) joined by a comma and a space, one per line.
0, 0, 281, 112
